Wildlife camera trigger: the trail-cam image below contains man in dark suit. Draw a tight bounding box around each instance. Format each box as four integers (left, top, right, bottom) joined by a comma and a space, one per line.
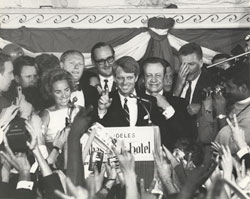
173, 42, 214, 116
97, 56, 166, 127
141, 57, 197, 150
60, 50, 99, 108
91, 42, 116, 93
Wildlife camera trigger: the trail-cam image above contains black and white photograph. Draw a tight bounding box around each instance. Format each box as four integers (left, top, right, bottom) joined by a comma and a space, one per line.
0, 0, 250, 198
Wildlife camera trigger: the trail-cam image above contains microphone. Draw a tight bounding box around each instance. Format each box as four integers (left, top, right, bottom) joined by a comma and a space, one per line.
66, 97, 78, 127
69, 96, 78, 108
129, 93, 152, 125
129, 93, 151, 103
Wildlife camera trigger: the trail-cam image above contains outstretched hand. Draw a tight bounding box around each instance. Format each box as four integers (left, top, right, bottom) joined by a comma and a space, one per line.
55, 177, 89, 199
0, 136, 31, 178
0, 105, 19, 129
226, 114, 247, 150
112, 142, 135, 176
25, 120, 38, 151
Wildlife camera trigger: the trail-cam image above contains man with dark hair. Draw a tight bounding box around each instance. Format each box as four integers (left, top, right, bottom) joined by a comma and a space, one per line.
13, 56, 38, 88
0, 53, 14, 111
97, 56, 164, 127
3, 55, 44, 111
60, 50, 99, 108
141, 57, 197, 149
214, 64, 250, 154
173, 42, 213, 116
91, 42, 116, 92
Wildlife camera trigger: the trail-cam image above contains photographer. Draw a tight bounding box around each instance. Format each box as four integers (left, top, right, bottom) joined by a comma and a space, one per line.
198, 63, 250, 154
215, 63, 250, 154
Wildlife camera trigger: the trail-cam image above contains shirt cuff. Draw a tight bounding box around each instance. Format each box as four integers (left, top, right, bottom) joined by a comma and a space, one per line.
16, 181, 34, 190
237, 146, 250, 159
162, 106, 175, 119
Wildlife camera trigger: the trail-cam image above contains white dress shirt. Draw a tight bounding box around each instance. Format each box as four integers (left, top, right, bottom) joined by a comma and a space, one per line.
180, 73, 201, 104
99, 75, 114, 92
119, 92, 138, 126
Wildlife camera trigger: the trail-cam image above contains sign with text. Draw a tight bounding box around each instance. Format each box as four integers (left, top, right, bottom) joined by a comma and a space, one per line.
106, 126, 157, 161
81, 125, 161, 162
81, 125, 161, 188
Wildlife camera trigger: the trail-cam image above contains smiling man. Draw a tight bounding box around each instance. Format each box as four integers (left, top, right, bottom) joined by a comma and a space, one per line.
142, 57, 198, 149
97, 56, 164, 127
60, 50, 99, 108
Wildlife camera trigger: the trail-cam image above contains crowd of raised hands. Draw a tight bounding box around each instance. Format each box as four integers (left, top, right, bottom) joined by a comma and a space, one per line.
1, 98, 250, 199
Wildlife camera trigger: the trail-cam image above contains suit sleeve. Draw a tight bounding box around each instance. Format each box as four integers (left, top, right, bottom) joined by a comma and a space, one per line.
15, 189, 35, 199
0, 181, 12, 198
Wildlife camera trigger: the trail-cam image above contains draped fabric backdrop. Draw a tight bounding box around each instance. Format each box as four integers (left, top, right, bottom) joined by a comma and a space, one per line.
0, 27, 249, 68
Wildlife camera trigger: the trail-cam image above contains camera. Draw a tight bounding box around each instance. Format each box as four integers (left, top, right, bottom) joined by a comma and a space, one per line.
88, 151, 104, 172
201, 84, 226, 100
6, 117, 30, 152
108, 156, 120, 169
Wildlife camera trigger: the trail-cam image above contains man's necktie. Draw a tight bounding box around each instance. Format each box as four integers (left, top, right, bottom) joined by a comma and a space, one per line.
123, 98, 130, 125
104, 79, 109, 92
185, 81, 192, 103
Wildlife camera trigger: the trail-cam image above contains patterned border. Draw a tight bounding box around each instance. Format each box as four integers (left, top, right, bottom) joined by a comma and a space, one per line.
0, 8, 249, 29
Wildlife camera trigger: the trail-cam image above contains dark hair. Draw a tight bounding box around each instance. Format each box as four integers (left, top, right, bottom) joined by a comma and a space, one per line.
35, 53, 60, 75
41, 68, 75, 100
80, 71, 100, 86
60, 50, 84, 63
113, 56, 140, 77
223, 62, 250, 89
141, 57, 171, 77
178, 42, 203, 60
211, 53, 233, 66
0, 53, 11, 74
91, 42, 115, 61
13, 56, 37, 76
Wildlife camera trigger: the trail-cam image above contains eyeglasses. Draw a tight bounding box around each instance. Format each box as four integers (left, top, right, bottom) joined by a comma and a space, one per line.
95, 56, 114, 66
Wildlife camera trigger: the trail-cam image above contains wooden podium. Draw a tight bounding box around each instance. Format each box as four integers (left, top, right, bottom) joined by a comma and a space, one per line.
81, 125, 161, 188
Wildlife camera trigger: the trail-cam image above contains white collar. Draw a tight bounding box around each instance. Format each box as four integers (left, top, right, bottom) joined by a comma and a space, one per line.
99, 75, 114, 82
118, 90, 137, 102
146, 89, 163, 95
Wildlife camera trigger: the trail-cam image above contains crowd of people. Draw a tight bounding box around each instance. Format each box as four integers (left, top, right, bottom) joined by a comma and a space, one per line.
0, 38, 249, 199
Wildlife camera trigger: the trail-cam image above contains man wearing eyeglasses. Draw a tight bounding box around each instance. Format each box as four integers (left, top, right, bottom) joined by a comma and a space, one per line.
91, 42, 116, 93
